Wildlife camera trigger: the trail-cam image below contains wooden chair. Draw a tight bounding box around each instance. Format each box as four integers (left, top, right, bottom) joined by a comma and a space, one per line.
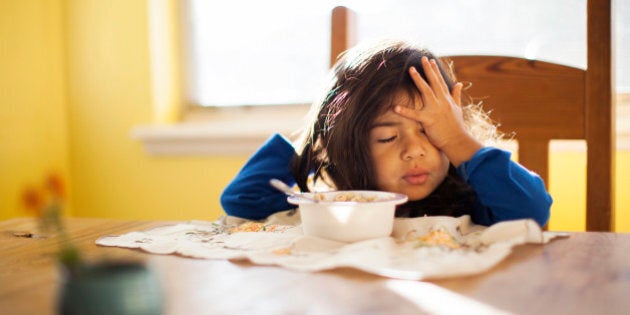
330, 1, 615, 231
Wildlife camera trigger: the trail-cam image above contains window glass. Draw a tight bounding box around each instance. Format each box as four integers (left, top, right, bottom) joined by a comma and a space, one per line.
187, 0, 334, 106
186, 0, 627, 107
354, 0, 586, 68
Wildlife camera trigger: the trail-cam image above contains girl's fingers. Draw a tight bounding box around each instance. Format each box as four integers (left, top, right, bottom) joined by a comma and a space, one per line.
452, 82, 463, 106
393, 104, 422, 122
422, 57, 449, 97
408, 66, 435, 102
432, 59, 452, 96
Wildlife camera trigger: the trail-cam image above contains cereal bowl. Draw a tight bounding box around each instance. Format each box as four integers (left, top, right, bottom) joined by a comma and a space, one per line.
288, 191, 408, 243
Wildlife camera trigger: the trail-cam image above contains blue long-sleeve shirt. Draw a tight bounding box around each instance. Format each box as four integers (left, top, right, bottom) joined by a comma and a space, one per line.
220, 133, 551, 226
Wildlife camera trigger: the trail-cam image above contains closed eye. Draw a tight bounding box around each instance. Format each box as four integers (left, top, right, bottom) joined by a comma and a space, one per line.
377, 135, 397, 143
418, 123, 426, 134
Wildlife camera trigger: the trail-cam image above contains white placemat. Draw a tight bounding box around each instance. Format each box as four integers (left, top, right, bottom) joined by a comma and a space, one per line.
96, 211, 567, 280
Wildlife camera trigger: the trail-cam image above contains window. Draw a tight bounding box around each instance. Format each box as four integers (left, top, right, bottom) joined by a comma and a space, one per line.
133, 0, 628, 156
185, 0, 628, 109
186, 0, 333, 107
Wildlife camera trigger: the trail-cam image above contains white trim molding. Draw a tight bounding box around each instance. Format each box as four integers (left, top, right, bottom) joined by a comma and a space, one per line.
133, 104, 630, 156
132, 105, 309, 156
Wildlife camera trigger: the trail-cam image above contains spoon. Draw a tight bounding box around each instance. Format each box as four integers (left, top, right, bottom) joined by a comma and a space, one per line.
269, 179, 317, 202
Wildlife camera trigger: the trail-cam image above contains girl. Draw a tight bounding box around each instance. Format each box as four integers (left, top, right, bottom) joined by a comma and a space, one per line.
220, 40, 551, 227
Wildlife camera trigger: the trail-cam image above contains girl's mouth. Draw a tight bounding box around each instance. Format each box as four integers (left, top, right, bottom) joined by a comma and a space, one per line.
403, 173, 429, 185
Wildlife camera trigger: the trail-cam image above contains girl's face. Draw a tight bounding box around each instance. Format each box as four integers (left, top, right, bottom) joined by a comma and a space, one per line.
368, 91, 450, 201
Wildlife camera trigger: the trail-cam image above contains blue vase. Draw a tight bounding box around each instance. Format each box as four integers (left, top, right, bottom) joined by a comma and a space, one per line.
58, 262, 163, 315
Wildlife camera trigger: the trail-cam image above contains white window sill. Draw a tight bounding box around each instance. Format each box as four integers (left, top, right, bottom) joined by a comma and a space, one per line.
132, 105, 309, 156
132, 124, 275, 156
132, 106, 630, 156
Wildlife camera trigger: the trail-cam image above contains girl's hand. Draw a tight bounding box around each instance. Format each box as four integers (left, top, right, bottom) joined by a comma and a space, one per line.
394, 56, 482, 166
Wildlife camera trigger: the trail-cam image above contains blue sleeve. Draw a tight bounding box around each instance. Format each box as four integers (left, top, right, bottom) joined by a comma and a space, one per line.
457, 147, 552, 227
220, 133, 297, 220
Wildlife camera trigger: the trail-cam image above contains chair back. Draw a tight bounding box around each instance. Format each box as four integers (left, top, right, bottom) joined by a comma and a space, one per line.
443, 0, 614, 231
330, 1, 614, 231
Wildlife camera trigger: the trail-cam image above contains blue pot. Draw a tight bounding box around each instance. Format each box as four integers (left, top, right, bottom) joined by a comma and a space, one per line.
58, 262, 163, 315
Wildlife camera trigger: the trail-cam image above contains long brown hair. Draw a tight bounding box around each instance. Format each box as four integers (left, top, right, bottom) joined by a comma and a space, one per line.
291, 40, 497, 216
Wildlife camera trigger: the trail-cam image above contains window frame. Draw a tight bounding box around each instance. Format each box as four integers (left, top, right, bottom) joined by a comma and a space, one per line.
132, 1, 630, 156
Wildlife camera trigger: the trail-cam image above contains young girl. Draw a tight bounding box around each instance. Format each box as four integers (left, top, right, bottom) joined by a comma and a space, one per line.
220, 40, 551, 227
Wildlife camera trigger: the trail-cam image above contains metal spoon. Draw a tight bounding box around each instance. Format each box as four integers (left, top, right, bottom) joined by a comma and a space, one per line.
269, 179, 317, 202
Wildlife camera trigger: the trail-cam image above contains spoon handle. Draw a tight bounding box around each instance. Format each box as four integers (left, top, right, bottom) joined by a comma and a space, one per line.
269, 179, 316, 202
269, 179, 294, 196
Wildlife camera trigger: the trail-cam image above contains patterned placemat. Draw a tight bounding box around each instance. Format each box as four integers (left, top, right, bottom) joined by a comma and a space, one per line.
96, 211, 567, 280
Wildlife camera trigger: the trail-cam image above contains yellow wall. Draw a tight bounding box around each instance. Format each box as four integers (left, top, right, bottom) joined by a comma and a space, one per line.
548, 151, 629, 232
63, 0, 241, 221
616, 153, 630, 232
0, 0, 72, 218
1, 0, 628, 231
1, 0, 240, 222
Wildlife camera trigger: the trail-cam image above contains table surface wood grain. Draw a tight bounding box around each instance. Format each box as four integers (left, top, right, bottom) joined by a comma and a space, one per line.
1, 217, 629, 315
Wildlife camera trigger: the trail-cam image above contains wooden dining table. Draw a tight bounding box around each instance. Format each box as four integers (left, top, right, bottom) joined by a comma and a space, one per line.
1, 217, 628, 315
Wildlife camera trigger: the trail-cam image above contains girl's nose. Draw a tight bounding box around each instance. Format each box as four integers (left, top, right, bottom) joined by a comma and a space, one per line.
402, 134, 427, 160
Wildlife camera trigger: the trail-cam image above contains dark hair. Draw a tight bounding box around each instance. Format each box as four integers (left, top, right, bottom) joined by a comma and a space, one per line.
291, 40, 496, 217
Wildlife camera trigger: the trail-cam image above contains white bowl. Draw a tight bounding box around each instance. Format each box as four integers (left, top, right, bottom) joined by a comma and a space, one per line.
288, 191, 408, 243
